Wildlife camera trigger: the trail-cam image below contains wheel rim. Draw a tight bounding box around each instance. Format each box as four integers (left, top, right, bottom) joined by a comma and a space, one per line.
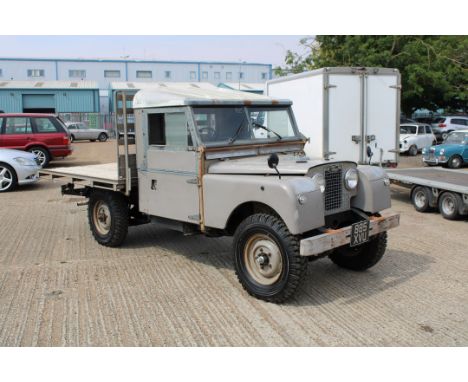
93, 200, 112, 235
99, 134, 106, 141
32, 149, 46, 166
0, 166, 13, 191
451, 157, 461, 168
243, 233, 283, 286
441, 196, 455, 215
414, 190, 427, 209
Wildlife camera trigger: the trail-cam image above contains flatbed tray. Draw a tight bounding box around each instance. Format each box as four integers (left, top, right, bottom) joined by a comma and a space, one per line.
387, 167, 468, 194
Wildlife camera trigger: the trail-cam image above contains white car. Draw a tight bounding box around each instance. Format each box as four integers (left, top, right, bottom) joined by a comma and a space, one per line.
0, 149, 41, 192
399, 124, 437, 156
65, 122, 109, 142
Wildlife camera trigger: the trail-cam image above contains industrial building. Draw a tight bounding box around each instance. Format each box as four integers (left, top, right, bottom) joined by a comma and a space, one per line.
0, 57, 271, 113
0, 81, 100, 113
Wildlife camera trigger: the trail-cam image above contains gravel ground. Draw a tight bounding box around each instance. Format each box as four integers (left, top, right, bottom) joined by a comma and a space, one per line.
0, 142, 466, 346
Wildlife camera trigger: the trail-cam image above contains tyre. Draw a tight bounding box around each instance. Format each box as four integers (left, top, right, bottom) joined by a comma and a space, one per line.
408, 145, 418, 156
411, 186, 432, 212
233, 213, 307, 303
329, 232, 387, 271
447, 155, 463, 169
98, 133, 108, 142
0, 162, 18, 192
88, 190, 129, 247
70, 134, 75, 143
28, 146, 50, 167
438, 192, 461, 220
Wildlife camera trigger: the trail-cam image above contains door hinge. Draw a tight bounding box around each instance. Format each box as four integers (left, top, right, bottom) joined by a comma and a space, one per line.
186, 178, 198, 184
352, 135, 362, 143
389, 85, 402, 89
366, 135, 376, 143
188, 214, 200, 221
324, 84, 337, 89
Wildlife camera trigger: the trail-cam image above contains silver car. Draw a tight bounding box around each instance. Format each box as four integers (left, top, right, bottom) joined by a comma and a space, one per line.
431, 116, 468, 141
65, 122, 109, 143
0, 148, 41, 192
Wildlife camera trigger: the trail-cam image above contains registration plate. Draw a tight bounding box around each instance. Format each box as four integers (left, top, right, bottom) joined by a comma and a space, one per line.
350, 220, 370, 247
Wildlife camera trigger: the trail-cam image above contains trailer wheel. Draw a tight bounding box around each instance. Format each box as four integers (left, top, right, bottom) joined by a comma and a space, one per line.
88, 190, 129, 247
438, 192, 462, 220
448, 155, 463, 169
408, 145, 418, 156
233, 213, 307, 303
411, 186, 432, 212
329, 232, 387, 271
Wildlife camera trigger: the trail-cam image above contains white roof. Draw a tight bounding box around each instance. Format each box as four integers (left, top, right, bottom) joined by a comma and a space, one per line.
132, 83, 291, 109
0, 80, 98, 89
110, 81, 218, 90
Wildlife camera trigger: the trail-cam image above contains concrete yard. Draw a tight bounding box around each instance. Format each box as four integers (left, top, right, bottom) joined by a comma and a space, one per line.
0, 141, 467, 346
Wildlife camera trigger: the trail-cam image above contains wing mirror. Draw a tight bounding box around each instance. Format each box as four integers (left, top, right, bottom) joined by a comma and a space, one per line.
267, 153, 281, 179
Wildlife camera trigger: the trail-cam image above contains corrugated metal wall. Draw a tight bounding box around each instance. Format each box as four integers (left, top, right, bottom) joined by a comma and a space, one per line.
0, 89, 99, 113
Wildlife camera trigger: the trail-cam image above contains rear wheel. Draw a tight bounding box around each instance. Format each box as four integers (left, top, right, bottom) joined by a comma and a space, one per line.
438, 192, 461, 220
447, 155, 463, 169
70, 134, 75, 143
329, 232, 387, 271
88, 190, 129, 246
408, 145, 418, 156
411, 186, 432, 212
29, 146, 50, 167
233, 213, 307, 303
98, 133, 108, 142
0, 163, 18, 192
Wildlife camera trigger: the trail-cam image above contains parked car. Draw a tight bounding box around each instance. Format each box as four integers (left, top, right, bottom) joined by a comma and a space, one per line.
0, 113, 72, 167
400, 123, 436, 156
422, 130, 468, 169
431, 116, 468, 141
65, 122, 109, 143
0, 148, 41, 192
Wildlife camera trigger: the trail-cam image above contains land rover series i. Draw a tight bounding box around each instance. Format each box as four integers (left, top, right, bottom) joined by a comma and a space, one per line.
42, 84, 400, 302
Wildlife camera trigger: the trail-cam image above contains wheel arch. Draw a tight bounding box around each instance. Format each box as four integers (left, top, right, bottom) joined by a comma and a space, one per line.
225, 201, 282, 235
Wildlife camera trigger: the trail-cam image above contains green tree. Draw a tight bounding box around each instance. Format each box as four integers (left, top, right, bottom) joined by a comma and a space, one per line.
275, 36, 468, 116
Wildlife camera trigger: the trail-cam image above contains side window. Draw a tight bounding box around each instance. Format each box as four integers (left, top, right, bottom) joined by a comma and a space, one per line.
5, 118, 32, 134
148, 112, 192, 148
34, 118, 59, 133
417, 126, 425, 135
0, 118, 3, 133
451, 118, 466, 126
425, 125, 432, 134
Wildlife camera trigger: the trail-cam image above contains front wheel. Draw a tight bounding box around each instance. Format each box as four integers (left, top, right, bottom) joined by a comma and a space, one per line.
448, 155, 463, 169
329, 232, 387, 271
0, 163, 18, 192
88, 190, 129, 246
233, 214, 307, 303
408, 145, 418, 156
98, 133, 108, 142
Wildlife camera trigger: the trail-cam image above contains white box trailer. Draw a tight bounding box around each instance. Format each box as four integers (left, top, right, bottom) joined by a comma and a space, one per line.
266, 67, 401, 166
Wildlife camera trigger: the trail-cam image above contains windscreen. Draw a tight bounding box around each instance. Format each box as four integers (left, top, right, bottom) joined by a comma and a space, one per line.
192, 106, 299, 145
400, 125, 417, 134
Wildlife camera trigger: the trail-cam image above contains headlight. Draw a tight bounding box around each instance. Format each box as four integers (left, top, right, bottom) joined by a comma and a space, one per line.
439, 149, 445, 155
14, 157, 37, 166
403, 140, 408, 144
312, 173, 325, 193
422, 148, 427, 154
344, 168, 359, 190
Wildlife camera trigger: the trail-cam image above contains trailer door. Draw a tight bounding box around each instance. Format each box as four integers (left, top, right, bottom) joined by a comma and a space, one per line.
327, 74, 362, 163
364, 73, 399, 165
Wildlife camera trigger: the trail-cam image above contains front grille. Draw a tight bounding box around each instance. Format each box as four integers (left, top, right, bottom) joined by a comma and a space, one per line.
324, 167, 343, 211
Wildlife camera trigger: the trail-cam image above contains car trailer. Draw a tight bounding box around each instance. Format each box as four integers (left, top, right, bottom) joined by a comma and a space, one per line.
386, 167, 468, 220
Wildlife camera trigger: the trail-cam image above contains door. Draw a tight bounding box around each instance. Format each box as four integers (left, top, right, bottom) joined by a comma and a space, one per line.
22, 94, 55, 113
1, 117, 33, 149
364, 73, 399, 164
327, 74, 362, 162
138, 107, 200, 224
416, 125, 427, 149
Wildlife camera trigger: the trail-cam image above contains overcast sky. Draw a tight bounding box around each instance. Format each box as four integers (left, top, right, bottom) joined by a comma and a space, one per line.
0, 36, 309, 67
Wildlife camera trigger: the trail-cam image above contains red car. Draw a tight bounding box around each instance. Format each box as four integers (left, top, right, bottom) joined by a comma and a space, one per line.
0, 113, 72, 167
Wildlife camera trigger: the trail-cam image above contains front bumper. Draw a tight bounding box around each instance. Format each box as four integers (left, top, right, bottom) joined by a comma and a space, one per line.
299, 211, 400, 256
17, 167, 40, 186
422, 156, 447, 165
